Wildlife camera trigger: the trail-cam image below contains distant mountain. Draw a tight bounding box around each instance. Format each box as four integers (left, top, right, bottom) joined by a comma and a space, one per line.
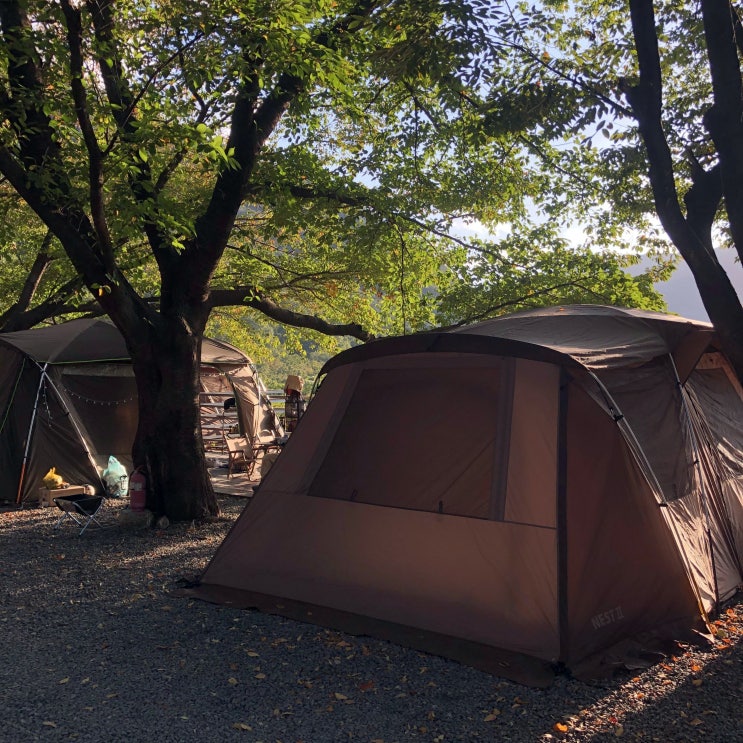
640, 249, 743, 321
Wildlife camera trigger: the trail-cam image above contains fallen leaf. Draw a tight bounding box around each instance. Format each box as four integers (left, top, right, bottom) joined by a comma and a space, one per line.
334, 692, 348, 701
59, 677, 70, 684
255, 673, 266, 680
228, 677, 238, 685
42, 721, 57, 728
689, 718, 703, 726
614, 724, 624, 737
692, 679, 703, 687
232, 722, 252, 731
554, 722, 569, 733
359, 681, 375, 692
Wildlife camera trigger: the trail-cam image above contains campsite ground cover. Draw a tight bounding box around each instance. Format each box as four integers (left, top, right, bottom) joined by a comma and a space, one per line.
1, 496, 742, 743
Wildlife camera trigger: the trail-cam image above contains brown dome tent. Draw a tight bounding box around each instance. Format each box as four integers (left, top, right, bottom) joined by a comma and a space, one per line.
188, 306, 743, 685
0, 318, 278, 504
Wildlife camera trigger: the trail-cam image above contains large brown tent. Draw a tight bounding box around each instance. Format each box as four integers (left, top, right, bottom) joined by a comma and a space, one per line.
0, 318, 278, 504
189, 305, 743, 685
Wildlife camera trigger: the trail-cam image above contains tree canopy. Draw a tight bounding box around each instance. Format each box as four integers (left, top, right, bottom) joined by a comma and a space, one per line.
0, 0, 677, 518
0, 0, 665, 335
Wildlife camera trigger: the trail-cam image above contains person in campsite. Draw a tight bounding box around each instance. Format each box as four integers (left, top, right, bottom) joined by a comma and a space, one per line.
283, 374, 306, 432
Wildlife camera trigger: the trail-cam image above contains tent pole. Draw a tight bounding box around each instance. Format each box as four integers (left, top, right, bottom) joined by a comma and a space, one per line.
16, 362, 49, 506
669, 356, 721, 609
42, 371, 106, 495
557, 368, 570, 666
586, 369, 712, 625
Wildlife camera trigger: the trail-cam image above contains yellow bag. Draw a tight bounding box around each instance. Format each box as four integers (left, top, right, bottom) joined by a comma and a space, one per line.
43, 467, 64, 490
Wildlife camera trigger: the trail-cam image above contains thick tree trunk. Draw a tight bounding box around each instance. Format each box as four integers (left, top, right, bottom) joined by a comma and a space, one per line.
128, 318, 219, 522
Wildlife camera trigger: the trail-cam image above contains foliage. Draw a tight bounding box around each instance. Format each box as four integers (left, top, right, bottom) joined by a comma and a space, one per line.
436, 226, 668, 326
523, 0, 743, 379
0, 0, 667, 341
0, 0, 688, 516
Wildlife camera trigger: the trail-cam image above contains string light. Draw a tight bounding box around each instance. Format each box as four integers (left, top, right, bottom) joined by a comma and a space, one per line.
60, 386, 136, 407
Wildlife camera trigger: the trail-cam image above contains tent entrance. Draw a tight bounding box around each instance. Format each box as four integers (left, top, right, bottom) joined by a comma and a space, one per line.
308, 355, 560, 529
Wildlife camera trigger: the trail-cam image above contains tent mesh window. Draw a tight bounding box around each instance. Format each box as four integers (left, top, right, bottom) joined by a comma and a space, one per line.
308, 366, 507, 519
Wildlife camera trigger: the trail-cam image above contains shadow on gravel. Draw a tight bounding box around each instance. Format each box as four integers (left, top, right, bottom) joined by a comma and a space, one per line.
1, 499, 741, 743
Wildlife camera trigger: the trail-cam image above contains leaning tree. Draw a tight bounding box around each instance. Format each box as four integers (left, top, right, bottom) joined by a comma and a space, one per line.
527, 0, 743, 380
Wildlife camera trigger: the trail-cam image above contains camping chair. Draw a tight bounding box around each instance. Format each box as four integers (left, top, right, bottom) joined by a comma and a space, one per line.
225, 435, 252, 478
53, 493, 106, 536
248, 430, 285, 479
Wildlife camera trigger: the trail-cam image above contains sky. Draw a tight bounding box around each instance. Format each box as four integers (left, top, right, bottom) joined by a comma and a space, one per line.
646, 249, 743, 322
452, 218, 743, 323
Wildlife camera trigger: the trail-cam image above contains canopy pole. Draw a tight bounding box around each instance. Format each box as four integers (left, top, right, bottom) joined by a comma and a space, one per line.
16, 362, 49, 505
557, 368, 570, 665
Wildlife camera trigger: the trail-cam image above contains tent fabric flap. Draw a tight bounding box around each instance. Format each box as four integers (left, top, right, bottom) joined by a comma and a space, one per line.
564, 383, 703, 671
203, 491, 560, 662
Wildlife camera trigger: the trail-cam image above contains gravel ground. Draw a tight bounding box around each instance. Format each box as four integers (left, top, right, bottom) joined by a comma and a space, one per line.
2, 495, 742, 743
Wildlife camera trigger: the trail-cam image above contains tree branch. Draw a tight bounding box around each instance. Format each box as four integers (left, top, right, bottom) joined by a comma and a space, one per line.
0, 230, 54, 330
61, 0, 115, 271
191, 0, 380, 291
622, 0, 728, 269
86, 0, 175, 269
208, 286, 373, 341
0, 1, 62, 173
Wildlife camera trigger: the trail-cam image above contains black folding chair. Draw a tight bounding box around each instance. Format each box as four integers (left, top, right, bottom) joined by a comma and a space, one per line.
53, 493, 106, 536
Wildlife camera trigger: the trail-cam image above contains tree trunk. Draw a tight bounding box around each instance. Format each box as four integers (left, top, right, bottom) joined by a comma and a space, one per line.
129, 318, 219, 522
627, 0, 743, 384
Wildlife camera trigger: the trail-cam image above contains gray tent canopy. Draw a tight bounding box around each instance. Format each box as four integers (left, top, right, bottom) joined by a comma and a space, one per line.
0, 318, 278, 504
189, 305, 743, 685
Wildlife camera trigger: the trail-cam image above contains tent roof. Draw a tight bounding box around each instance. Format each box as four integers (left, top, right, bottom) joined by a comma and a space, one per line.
451, 305, 714, 370
0, 318, 249, 367
321, 305, 716, 377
